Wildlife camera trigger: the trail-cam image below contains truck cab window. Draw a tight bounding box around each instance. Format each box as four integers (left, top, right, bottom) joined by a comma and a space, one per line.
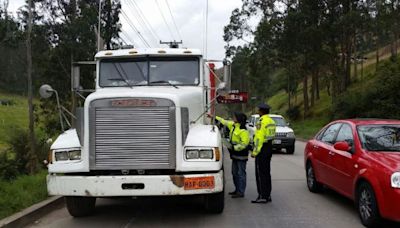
100, 60, 148, 87
99, 57, 200, 87
149, 59, 199, 85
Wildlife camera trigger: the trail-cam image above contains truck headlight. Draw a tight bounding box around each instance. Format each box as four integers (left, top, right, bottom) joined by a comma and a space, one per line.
287, 132, 295, 138
391, 172, 400, 188
199, 149, 213, 159
185, 148, 215, 160
68, 150, 81, 160
54, 150, 81, 161
55, 151, 69, 161
186, 150, 199, 159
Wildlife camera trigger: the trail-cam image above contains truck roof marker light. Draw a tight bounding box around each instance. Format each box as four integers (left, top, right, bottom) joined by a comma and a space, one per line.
214, 147, 220, 161
158, 50, 167, 54
183, 50, 192, 54
129, 50, 138, 54
104, 52, 113, 56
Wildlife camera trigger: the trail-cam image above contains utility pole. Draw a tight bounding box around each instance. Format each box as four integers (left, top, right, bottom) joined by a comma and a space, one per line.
26, 0, 37, 174
97, 0, 102, 52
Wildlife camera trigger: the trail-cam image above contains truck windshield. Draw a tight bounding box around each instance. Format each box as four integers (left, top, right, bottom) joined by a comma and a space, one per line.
99, 57, 200, 87
357, 125, 400, 152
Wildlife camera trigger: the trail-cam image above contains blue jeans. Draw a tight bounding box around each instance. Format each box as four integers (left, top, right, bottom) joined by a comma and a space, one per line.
231, 159, 247, 195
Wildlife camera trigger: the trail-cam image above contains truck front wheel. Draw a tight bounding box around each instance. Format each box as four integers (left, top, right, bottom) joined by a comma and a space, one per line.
204, 190, 224, 213
65, 196, 96, 217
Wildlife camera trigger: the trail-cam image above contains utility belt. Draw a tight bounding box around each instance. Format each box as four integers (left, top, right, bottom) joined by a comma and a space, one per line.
228, 145, 251, 161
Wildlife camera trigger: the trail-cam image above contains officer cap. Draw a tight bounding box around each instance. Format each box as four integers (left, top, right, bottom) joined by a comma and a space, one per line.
258, 103, 271, 110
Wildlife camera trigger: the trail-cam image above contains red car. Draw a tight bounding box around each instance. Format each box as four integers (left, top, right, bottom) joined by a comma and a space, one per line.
304, 119, 400, 227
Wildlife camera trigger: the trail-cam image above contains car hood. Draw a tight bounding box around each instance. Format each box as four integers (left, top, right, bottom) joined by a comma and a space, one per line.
367, 152, 400, 171
276, 126, 294, 133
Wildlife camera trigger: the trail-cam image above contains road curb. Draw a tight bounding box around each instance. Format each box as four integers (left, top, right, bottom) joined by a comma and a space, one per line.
0, 196, 64, 228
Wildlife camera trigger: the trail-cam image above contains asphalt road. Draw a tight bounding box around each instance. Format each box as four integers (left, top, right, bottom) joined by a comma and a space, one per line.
26, 141, 396, 228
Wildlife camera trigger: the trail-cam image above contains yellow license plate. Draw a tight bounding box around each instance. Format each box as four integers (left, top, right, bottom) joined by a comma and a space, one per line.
184, 176, 215, 190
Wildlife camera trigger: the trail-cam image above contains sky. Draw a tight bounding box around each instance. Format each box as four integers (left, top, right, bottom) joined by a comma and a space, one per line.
7, 0, 244, 61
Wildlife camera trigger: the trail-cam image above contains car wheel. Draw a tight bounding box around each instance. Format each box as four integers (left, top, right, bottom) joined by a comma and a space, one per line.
306, 162, 323, 193
357, 182, 381, 227
286, 145, 295, 154
65, 196, 96, 217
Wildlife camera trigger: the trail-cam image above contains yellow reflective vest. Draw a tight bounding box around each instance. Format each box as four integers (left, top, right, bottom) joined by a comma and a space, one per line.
215, 116, 250, 153
252, 114, 276, 157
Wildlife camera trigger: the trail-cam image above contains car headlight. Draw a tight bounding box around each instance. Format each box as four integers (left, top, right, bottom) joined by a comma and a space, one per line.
54, 150, 81, 161
287, 132, 295, 138
55, 151, 69, 161
391, 172, 400, 188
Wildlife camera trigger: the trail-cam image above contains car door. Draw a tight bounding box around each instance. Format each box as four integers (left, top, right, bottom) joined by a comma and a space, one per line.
329, 123, 357, 197
313, 123, 342, 185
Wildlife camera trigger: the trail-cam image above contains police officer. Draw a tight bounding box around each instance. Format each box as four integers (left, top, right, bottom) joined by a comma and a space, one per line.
251, 104, 276, 203
209, 112, 250, 198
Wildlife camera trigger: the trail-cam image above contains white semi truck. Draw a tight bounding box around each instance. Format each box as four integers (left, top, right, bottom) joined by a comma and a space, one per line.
42, 47, 231, 216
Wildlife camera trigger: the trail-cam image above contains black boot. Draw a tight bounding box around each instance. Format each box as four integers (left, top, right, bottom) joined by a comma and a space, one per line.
228, 191, 237, 195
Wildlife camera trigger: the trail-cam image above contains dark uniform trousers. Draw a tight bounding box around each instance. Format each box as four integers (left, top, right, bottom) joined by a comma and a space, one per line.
255, 140, 272, 199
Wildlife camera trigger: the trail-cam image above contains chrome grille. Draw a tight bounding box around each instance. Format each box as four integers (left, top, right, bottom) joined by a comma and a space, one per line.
91, 106, 175, 170
275, 132, 287, 138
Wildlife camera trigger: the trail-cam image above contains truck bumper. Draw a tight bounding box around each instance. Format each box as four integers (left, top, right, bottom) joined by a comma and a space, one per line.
47, 170, 223, 197
272, 137, 295, 149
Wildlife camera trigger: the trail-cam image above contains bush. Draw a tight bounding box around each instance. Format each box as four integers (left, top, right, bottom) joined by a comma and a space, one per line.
0, 152, 18, 180
0, 128, 50, 180
286, 105, 301, 120
333, 57, 400, 119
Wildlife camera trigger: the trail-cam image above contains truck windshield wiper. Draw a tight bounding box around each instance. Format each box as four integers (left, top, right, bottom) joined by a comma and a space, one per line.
150, 80, 179, 89
112, 63, 133, 88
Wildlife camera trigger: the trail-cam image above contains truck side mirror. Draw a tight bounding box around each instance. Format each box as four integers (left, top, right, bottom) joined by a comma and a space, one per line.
39, 84, 54, 99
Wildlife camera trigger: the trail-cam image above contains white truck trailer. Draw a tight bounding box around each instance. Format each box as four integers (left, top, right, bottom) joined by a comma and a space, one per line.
42, 47, 231, 216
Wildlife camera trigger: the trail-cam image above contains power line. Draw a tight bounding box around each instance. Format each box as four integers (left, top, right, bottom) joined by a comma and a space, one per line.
120, 36, 128, 45
121, 9, 151, 47
128, 0, 161, 45
121, 30, 138, 47
164, 0, 183, 42
154, 0, 175, 41
124, 1, 157, 46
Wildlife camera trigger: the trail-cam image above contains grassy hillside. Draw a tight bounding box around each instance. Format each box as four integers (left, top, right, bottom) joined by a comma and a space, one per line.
267, 55, 384, 140
0, 92, 29, 151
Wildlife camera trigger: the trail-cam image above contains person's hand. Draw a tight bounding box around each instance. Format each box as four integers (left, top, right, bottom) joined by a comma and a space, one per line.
206, 113, 213, 118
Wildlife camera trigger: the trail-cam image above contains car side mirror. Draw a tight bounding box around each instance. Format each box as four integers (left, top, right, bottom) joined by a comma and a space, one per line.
334, 141, 352, 153
287, 122, 290, 127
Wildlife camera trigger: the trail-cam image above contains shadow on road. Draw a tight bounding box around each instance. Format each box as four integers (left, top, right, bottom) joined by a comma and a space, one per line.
315, 187, 399, 228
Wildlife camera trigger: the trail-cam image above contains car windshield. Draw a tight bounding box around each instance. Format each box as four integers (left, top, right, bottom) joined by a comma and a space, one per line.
99, 57, 199, 87
271, 117, 287, 126
357, 125, 400, 152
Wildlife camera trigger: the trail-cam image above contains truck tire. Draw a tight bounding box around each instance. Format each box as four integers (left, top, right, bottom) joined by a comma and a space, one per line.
65, 196, 96, 217
286, 145, 295, 154
204, 190, 224, 213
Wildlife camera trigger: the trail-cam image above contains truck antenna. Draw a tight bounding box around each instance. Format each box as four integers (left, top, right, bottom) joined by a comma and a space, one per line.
160, 40, 183, 48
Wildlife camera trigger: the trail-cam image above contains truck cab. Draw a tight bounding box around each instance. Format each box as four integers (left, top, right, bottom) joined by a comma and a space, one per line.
46, 48, 226, 216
